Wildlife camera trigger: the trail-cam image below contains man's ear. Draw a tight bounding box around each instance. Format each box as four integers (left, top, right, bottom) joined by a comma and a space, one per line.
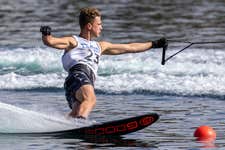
86, 23, 92, 30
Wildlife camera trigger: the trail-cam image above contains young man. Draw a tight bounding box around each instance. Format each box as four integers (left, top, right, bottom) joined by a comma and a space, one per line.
40, 7, 167, 119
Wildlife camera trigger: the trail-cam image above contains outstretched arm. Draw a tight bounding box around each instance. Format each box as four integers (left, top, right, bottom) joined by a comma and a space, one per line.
40, 26, 77, 51
99, 38, 167, 55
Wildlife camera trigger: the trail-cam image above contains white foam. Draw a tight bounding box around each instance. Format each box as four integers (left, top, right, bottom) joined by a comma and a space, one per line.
0, 47, 63, 74
96, 48, 225, 96
0, 72, 65, 89
0, 47, 225, 97
0, 102, 92, 133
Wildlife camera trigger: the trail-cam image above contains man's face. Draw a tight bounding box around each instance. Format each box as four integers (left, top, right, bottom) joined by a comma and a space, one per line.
90, 16, 103, 38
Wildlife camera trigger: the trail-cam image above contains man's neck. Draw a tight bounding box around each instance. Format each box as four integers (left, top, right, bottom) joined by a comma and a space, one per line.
79, 30, 91, 41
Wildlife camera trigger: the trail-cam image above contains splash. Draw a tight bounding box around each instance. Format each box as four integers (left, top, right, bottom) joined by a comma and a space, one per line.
0, 102, 92, 133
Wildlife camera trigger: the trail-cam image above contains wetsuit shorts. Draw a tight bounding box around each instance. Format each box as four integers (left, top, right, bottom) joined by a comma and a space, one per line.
64, 64, 95, 109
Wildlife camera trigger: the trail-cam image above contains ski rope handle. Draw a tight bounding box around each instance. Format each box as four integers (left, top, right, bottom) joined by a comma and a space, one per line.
161, 40, 225, 65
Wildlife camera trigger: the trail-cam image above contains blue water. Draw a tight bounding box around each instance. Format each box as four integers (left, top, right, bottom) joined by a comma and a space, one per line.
0, 0, 225, 149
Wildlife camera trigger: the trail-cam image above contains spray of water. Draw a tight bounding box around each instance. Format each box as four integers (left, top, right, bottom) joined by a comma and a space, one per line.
0, 102, 93, 133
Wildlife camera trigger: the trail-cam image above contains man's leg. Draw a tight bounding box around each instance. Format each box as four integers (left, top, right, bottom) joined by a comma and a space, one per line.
68, 101, 80, 117
69, 84, 96, 118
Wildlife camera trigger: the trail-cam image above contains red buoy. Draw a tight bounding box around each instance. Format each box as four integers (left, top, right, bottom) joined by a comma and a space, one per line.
194, 126, 216, 141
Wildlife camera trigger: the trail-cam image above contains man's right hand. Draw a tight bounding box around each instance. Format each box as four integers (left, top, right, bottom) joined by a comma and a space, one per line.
40, 26, 51, 36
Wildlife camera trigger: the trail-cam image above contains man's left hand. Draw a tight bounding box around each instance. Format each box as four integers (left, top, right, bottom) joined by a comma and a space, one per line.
152, 37, 168, 48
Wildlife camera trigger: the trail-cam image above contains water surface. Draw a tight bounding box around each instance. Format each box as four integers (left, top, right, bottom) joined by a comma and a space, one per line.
0, 0, 225, 149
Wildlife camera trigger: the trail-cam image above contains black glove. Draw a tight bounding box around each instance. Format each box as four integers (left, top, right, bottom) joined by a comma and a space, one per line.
152, 37, 168, 48
40, 26, 51, 36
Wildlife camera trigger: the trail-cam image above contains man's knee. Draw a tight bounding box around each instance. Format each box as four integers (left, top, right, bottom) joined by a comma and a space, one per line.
85, 94, 96, 107
91, 95, 96, 107
77, 85, 96, 106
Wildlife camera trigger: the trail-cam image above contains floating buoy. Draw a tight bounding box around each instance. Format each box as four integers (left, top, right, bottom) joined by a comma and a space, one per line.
194, 125, 216, 141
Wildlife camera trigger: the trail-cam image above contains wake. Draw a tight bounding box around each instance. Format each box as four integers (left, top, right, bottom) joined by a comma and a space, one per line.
0, 102, 92, 133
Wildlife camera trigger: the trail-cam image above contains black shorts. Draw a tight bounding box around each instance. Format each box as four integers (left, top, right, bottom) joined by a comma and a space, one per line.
64, 64, 95, 109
